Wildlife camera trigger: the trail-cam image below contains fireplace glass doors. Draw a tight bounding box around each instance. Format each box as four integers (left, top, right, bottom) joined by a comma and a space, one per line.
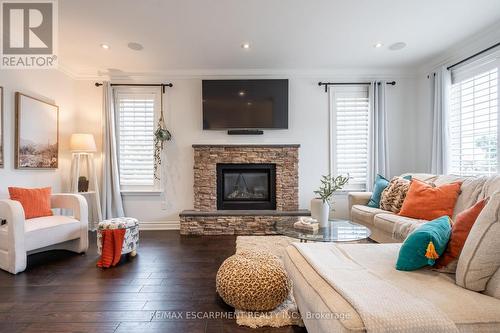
216, 163, 276, 210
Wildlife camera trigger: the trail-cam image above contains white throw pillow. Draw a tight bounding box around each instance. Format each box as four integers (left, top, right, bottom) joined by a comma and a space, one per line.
456, 191, 500, 291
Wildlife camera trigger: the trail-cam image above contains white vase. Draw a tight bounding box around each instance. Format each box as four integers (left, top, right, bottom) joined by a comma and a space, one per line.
310, 198, 330, 228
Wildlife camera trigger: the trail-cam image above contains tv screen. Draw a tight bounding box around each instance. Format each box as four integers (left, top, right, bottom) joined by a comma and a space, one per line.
202, 79, 288, 129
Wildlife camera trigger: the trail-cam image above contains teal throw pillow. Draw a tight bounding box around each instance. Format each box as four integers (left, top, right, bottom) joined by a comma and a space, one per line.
395, 216, 452, 271
367, 174, 389, 208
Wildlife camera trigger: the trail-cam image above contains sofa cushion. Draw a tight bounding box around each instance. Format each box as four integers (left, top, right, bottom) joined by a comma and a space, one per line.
25, 215, 81, 252
373, 213, 427, 239
486, 268, 500, 300
399, 180, 461, 220
451, 176, 487, 218
456, 191, 500, 291
396, 216, 452, 271
351, 205, 390, 226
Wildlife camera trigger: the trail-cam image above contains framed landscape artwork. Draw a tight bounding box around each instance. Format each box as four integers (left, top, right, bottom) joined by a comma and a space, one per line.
0, 87, 3, 168
15, 92, 59, 169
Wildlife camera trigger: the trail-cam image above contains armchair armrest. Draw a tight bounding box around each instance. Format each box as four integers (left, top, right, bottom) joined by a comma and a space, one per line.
348, 192, 372, 209
51, 193, 88, 223
0, 199, 26, 273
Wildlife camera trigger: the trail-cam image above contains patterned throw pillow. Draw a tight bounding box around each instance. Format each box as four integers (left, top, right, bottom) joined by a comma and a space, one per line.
380, 177, 411, 213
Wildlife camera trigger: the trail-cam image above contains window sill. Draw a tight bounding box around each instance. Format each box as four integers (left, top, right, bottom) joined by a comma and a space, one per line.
121, 190, 163, 196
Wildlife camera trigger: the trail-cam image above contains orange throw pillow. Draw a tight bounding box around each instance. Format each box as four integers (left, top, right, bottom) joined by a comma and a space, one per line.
435, 198, 488, 270
398, 180, 461, 220
8, 187, 53, 219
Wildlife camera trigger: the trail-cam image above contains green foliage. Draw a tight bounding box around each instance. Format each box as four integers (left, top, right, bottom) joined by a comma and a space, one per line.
313, 174, 350, 203
154, 121, 172, 180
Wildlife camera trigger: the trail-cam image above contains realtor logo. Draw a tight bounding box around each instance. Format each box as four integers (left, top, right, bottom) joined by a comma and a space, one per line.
1, 0, 58, 68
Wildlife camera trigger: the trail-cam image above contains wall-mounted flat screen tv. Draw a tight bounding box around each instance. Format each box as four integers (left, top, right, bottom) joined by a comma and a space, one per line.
202, 79, 288, 129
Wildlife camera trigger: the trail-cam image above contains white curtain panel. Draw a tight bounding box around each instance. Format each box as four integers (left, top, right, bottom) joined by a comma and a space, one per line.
367, 81, 390, 190
430, 66, 451, 174
100, 82, 125, 219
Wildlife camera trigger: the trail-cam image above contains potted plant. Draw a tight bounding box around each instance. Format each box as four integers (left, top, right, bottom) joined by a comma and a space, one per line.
311, 174, 350, 227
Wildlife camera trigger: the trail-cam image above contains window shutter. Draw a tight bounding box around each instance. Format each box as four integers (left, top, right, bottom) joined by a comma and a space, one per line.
449, 67, 498, 176
330, 86, 370, 190
116, 92, 157, 187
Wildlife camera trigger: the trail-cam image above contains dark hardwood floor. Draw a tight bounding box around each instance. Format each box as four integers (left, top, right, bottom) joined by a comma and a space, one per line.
0, 231, 307, 333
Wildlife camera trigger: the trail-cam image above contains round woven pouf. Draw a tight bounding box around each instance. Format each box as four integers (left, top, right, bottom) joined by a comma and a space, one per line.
216, 250, 291, 311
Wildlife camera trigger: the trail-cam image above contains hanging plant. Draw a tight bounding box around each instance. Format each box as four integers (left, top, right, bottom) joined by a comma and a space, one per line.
154, 92, 172, 180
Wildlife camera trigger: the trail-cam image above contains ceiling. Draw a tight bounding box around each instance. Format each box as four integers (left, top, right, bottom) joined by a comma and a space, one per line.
58, 0, 500, 77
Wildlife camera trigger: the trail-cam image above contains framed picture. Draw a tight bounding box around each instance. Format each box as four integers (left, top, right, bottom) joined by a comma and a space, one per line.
0, 87, 3, 168
15, 92, 59, 169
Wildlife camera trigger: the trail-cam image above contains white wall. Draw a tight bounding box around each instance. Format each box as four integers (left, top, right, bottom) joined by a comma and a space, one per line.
74, 73, 418, 227
0, 69, 77, 197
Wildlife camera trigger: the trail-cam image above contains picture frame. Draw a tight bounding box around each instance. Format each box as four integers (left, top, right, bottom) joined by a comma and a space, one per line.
15, 92, 59, 169
0, 87, 3, 168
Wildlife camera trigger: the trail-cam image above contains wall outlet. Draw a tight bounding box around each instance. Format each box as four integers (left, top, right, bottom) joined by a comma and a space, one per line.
0, 219, 6, 226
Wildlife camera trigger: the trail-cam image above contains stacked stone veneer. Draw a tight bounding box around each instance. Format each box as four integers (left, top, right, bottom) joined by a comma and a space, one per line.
180, 214, 301, 236
180, 145, 301, 235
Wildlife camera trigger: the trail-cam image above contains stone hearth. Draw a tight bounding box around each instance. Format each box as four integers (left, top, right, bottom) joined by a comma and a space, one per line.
180, 144, 307, 235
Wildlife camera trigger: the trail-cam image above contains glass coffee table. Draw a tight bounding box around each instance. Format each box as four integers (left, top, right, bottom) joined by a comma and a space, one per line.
274, 218, 371, 243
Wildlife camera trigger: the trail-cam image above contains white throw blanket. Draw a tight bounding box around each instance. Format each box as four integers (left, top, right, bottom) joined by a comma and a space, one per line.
293, 243, 458, 333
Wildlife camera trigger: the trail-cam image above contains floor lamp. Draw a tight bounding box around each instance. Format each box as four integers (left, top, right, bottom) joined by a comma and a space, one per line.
70, 133, 103, 230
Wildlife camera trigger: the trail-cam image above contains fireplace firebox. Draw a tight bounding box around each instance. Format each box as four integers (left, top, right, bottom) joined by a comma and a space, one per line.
216, 163, 276, 210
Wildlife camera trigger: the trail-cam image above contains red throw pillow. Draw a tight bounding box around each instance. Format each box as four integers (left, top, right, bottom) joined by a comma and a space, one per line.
398, 180, 461, 220
435, 198, 488, 270
8, 187, 53, 219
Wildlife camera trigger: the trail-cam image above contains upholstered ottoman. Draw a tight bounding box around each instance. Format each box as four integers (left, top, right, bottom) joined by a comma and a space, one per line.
216, 250, 291, 311
97, 217, 139, 257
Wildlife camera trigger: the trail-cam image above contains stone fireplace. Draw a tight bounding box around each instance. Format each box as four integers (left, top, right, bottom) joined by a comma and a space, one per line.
180, 144, 308, 235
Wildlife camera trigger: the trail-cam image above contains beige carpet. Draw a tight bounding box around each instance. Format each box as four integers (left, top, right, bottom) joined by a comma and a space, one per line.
234, 236, 304, 328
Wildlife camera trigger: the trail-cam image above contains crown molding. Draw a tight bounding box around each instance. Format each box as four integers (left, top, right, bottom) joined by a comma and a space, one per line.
417, 21, 500, 75
57, 66, 418, 82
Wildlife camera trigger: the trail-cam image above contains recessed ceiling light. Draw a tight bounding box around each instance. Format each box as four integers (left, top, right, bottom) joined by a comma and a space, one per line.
128, 42, 144, 51
389, 42, 407, 51
241, 42, 251, 49
374, 42, 383, 48
100, 43, 110, 50
238, 91, 246, 96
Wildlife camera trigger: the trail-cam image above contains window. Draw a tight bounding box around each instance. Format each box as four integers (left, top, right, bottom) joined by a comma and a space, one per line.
329, 85, 370, 190
449, 58, 499, 176
115, 89, 160, 190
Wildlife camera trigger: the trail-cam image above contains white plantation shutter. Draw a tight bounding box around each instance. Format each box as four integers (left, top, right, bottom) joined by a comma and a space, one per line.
115, 90, 159, 188
330, 85, 370, 190
449, 63, 499, 176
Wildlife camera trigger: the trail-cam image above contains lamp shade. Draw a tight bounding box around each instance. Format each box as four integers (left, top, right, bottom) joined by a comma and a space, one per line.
70, 134, 96, 152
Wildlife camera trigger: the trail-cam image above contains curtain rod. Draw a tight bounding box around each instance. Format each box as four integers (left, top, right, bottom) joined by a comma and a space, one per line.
318, 81, 396, 93
94, 82, 173, 93
446, 42, 500, 71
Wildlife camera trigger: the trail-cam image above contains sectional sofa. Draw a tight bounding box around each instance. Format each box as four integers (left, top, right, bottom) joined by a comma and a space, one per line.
285, 174, 500, 333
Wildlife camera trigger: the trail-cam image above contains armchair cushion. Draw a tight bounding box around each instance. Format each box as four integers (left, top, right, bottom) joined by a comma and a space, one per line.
25, 215, 81, 252
8, 187, 53, 219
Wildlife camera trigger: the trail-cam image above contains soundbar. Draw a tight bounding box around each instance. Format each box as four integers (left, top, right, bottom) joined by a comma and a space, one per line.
227, 129, 264, 135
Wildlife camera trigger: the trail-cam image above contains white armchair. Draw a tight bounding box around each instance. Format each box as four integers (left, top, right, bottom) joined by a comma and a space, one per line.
0, 193, 89, 274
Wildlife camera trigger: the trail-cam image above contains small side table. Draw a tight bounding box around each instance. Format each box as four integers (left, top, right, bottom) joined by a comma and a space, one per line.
79, 191, 102, 231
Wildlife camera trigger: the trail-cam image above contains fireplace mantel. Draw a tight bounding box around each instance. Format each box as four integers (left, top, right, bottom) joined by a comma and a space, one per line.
192, 144, 300, 148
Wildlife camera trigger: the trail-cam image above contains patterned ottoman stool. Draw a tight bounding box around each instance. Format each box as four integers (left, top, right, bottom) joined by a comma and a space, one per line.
97, 217, 139, 257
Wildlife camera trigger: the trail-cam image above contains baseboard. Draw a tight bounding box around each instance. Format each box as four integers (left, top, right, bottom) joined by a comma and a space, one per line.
139, 220, 180, 230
